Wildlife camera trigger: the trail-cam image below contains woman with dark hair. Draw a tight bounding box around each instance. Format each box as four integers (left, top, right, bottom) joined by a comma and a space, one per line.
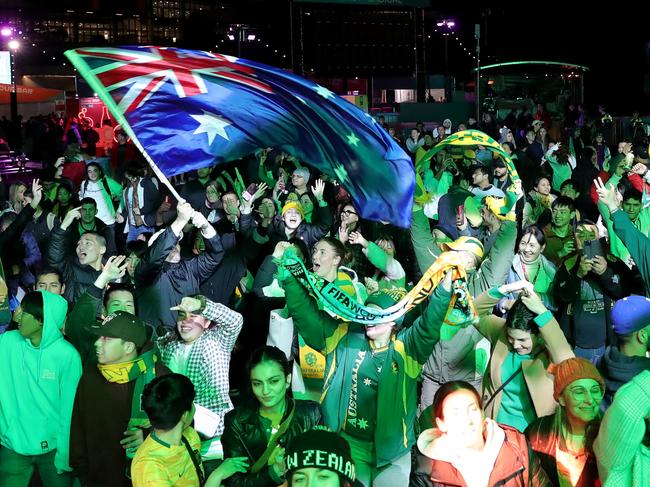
78, 162, 123, 226
472, 281, 574, 433
221, 346, 322, 487
523, 177, 556, 228
592, 133, 611, 170
412, 381, 550, 486
500, 226, 557, 313
336, 202, 374, 281
311, 236, 366, 302
44, 179, 78, 231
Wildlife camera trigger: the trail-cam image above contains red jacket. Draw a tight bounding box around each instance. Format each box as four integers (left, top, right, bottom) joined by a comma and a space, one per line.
412, 424, 551, 487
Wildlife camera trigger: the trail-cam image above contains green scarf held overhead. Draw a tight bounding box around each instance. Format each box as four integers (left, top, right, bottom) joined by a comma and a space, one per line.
97, 349, 158, 431
415, 130, 521, 206
280, 247, 478, 327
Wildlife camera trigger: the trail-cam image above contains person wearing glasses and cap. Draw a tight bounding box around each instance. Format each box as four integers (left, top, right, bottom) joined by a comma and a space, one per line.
526, 358, 605, 487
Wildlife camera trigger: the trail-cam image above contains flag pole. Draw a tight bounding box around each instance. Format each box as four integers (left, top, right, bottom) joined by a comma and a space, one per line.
64, 49, 185, 203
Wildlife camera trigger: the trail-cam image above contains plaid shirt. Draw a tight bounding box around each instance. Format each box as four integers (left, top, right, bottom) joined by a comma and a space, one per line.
157, 298, 243, 436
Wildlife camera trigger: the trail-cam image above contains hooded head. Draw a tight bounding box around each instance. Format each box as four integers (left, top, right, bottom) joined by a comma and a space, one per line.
14, 290, 68, 348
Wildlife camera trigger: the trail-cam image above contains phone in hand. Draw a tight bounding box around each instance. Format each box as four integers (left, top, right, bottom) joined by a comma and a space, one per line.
583, 239, 604, 260
242, 183, 258, 202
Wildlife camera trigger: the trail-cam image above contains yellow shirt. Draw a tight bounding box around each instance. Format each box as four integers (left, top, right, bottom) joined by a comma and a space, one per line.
131, 427, 204, 486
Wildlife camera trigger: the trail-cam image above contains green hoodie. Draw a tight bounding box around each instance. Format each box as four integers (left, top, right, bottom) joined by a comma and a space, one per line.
0, 291, 82, 472
283, 274, 451, 467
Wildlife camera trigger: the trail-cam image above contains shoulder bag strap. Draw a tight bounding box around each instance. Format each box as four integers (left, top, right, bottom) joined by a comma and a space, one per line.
484, 349, 545, 410
250, 400, 296, 474
181, 435, 205, 486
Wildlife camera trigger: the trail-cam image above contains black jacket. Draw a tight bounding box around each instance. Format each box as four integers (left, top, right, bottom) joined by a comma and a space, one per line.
45, 225, 102, 304
135, 227, 224, 328
266, 202, 333, 250
222, 398, 322, 487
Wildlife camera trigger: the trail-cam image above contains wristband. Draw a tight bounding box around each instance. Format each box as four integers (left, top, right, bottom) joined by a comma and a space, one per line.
534, 310, 552, 328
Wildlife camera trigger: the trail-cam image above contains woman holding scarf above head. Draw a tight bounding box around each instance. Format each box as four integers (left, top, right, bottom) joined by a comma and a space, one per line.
279, 245, 465, 487
471, 280, 574, 433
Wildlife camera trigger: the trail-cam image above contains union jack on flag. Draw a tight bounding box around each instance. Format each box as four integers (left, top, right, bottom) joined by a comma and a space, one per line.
65, 46, 414, 227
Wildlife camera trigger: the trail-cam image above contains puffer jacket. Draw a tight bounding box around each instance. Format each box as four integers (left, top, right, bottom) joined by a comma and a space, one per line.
411, 421, 551, 486
221, 398, 322, 487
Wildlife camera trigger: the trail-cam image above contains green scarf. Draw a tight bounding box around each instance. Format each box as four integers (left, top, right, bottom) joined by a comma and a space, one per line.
97, 350, 157, 430
281, 248, 476, 327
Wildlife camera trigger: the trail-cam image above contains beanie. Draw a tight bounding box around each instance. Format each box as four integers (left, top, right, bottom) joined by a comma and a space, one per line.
282, 201, 305, 218
292, 166, 311, 182
549, 357, 605, 401
611, 295, 650, 335
365, 287, 407, 326
286, 427, 356, 484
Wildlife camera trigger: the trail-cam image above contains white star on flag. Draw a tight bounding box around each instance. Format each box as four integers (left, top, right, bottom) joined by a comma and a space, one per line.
347, 132, 360, 146
333, 164, 350, 184
315, 85, 335, 99
363, 378, 372, 386
190, 110, 232, 144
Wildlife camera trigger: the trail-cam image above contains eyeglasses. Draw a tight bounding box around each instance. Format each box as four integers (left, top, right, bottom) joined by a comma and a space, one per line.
341, 210, 357, 216
568, 386, 603, 403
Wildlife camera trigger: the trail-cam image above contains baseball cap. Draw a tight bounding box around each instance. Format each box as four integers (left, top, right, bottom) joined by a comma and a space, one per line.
611, 295, 650, 336
442, 236, 484, 260
88, 311, 147, 348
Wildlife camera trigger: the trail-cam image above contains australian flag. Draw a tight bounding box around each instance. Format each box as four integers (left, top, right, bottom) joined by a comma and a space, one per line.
64, 46, 414, 227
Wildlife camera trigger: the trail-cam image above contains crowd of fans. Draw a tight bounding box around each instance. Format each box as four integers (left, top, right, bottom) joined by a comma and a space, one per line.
0, 104, 649, 487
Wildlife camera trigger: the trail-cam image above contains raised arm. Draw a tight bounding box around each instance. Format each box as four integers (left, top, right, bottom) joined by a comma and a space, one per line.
399, 274, 452, 368
281, 273, 344, 353
594, 370, 650, 484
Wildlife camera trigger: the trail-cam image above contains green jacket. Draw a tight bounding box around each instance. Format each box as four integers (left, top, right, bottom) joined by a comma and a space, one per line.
593, 370, 650, 487
599, 175, 650, 267
283, 274, 451, 467
610, 210, 650, 294
363, 241, 406, 289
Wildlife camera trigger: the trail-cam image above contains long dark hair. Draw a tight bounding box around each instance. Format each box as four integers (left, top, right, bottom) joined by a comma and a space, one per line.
247, 345, 292, 378
316, 236, 351, 267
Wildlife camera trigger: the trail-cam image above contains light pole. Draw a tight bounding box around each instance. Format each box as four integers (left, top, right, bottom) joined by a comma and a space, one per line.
227, 25, 256, 58
0, 27, 20, 122
436, 19, 455, 102
7, 37, 19, 123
